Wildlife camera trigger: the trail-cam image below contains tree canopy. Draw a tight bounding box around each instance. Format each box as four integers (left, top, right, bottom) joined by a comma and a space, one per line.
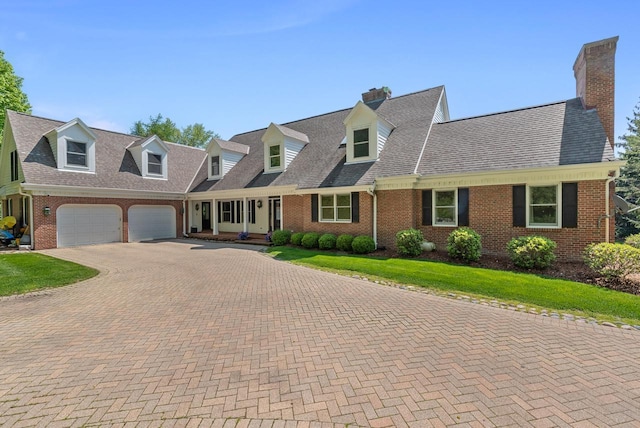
0, 50, 31, 139
615, 99, 640, 238
131, 114, 218, 148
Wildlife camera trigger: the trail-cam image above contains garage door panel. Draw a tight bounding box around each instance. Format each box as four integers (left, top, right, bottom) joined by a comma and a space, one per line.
128, 206, 176, 242
57, 205, 121, 248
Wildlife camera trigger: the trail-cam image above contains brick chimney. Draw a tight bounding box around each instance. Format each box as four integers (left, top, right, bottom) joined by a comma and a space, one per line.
362, 87, 392, 104
573, 36, 618, 147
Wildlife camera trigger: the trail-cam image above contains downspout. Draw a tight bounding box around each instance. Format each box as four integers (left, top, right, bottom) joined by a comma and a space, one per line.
598, 172, 618, 242
366, 181, 377, 249
18, 188, 34, 250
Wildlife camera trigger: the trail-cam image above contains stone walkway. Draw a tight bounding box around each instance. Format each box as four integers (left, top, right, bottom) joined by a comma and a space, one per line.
0, 239, 639, 427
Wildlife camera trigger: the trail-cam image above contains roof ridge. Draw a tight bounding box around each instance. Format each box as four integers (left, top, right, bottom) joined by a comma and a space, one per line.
440, 99, 574, 124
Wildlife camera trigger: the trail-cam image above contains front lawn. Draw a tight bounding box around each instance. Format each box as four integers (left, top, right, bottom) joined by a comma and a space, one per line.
268, 247, 640, 325
0, 253, 98, 296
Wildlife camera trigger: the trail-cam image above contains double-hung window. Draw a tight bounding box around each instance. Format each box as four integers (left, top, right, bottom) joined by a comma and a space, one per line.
10, 150, 19, 181
269, 145, 281, 168
434, 190, 456, 226
147, 153, 163, 175
320, 194, 351, 222
353, 128, 369, 158
211, 155, 220, 176
222, 201, 232, 223
529, 185, 558, 227
66, 141, 87, 167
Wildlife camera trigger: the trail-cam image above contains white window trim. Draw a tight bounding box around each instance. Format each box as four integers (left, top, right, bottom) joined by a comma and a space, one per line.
267, 144, 282, 172
63, 139, 91, 171
221, 201, 232, 223
210, 155, 221, 179
353, 128, 370, 159
433, 188, 458, 227
526, 184, 561, 229
319, 194, 352, 223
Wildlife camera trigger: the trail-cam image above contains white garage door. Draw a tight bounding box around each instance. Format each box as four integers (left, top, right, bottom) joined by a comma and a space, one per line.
57, 204, 122, 248
128, 205, 176, 242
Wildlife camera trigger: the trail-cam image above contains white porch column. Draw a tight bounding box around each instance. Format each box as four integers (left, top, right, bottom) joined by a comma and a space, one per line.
243, 197, 248, 232
212, 198, 218, 235
280, 194, 284, 231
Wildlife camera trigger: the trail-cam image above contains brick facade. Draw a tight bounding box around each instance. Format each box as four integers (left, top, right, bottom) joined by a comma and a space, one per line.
376, 189, 417, 249
30, 195, 184, 250
415, 180, 611, 261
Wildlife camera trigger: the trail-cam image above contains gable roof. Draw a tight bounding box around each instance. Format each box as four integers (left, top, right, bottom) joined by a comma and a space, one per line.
7, 111, 206, 193
416, 98, 615, 177
210, 138, 250, 155
190, 86, 444, 192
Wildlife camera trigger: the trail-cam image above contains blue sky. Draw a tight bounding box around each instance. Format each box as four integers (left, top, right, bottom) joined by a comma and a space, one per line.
2, 0, 639, 145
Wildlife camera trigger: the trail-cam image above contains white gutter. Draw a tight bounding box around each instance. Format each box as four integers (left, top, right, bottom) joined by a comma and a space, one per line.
18, 188, 34, 250
604, 173, 617, 242
182, 200, 187, 237
366, 181, 377, 249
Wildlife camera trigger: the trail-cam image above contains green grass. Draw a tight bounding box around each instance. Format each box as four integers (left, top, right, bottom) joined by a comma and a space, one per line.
268, 246, 640, 325
0, 253, 98, 296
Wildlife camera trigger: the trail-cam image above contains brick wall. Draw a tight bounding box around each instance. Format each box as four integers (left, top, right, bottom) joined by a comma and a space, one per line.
415, 181, 611, 261
377, 189, 417, 249
283, 192, 373, 237
31, 196, 184, 250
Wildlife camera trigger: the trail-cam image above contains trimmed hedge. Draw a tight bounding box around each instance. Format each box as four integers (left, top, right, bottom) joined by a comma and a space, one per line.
447, 227, 482, 262
271, 229, 291, 246
318, 233, 337, 250
301, 232, 320, 249
625, 233, 640, 249
352, 235, 375, 254
506, 236, 557, 269
291, 232, 305, 246
336, 234, 354, 252
396, 228, 424, 257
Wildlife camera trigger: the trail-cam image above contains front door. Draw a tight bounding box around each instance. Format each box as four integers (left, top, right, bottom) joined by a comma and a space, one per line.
202, 202, 211, 230
269, 198, 281, 231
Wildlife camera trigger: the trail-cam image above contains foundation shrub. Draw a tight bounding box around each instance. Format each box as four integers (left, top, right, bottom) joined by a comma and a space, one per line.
584, 243, 640, 279
352, 235, 375, 254
291, 232, 305, 246
506, 236, 557, 269
336, 234, 354, 252
301, 232, 320, 249
447, 227, 482, 262
396, 228, 424, 257
318, 233, 337, 250
271, 230, 291, 246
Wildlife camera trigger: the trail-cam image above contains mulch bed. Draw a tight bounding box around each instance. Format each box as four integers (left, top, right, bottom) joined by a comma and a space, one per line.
371, 248, 640, 296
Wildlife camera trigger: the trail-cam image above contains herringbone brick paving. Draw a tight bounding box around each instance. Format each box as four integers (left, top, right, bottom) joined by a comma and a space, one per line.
1, 239, 639, 427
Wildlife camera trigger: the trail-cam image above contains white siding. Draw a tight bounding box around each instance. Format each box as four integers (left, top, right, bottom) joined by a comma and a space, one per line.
377, 121, 392, 156
433, 101, 446, 123
284, 138, 305, 169
222, 151, 244, 176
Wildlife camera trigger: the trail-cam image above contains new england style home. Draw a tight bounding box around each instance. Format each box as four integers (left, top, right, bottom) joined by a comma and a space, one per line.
0, 37, 622, 261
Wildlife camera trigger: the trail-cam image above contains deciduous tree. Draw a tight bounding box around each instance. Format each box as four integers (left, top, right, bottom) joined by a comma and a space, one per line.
0, 50, 31, 140
130, 114, 218, 148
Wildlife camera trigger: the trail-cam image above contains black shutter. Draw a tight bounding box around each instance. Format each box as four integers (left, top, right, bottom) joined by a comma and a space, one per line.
251, 200, 256, 224
422, 190, 432, 226
311, 194, 318, 222
217, 201, 221, 224
236, 201, 242, 224
562, 183, 578, 228
230, 201, 235, 223
458, 188, 469, 226
351, 192, 359, 223
513, 185, 526, 227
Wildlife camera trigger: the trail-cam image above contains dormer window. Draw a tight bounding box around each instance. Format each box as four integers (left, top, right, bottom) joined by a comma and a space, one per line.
353, 129, 370, 158
66, 141, 87, 167
147, 153, 163, 175
211, 156, 220, 176
269, 145, 281, 169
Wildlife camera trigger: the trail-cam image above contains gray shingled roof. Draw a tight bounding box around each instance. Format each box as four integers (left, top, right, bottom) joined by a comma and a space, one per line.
214, 138, 250, 155
8, 111, 206, 193
272, 124, 309, 144
190, 86, 444, 192
417, 98, 615, 176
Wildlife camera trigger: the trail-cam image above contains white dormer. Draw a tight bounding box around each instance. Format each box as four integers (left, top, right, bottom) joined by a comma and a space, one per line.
261, 123, 309, 173
205, 138, 250, 180
343, 101, 394, 164
126, 135, 169, 180
45, 118, 97, 173
433, 89, 451, 123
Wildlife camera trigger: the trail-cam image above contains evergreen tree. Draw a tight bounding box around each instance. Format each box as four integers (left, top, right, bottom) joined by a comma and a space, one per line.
615, 100, 640, 239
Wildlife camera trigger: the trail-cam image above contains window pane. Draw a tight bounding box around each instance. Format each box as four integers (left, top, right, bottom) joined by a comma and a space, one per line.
336, 194, 350, 206
435, 207, 455, 224
270, 156, 280, 168
269, 145, 280, 156
67, 141, 86, 154
337, 207, 351, 220
67, 153, 86, 166
531, 186, 556, 204
211, 156, 220, 175
321, 195, 333, 207
354, 129, 369, 143
435, 191, 454, 207
148, 153, 162, 163
354, 142, 369, 158
531, 206, 557, 225
321, 208, 334, 220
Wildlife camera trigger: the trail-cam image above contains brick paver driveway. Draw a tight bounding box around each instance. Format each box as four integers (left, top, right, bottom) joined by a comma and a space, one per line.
1, 240, 639, 427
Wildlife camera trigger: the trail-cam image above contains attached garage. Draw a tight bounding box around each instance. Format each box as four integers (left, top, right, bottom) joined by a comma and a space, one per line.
128, 205, 176, 242
57, 204, 122, 248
